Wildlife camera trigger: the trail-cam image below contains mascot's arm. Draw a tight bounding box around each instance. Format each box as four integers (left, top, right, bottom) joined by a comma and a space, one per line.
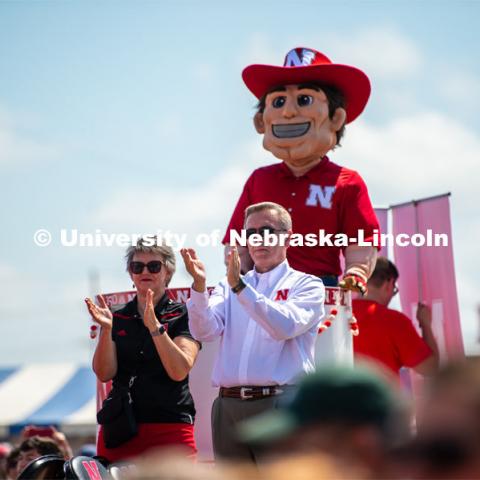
339, 245, 377, 294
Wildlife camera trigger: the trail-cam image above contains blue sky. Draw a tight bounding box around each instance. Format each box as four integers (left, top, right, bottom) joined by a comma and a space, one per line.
1, 0, 479, 362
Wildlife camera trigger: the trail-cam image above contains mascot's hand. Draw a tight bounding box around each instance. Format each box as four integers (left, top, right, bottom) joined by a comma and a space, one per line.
339, 274, 367, 295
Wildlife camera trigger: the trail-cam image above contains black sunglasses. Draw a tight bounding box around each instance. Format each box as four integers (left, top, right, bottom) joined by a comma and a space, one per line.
245, 225, 287, 238
129, 261, 163, 274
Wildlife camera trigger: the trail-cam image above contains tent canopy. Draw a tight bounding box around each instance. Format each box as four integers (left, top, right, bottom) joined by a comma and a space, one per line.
0, 364, 96, 437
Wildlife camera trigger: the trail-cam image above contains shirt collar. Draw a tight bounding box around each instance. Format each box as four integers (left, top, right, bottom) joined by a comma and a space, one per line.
253, 259, 289, 288
279, 156, 329, 179
124, 293, 170, 318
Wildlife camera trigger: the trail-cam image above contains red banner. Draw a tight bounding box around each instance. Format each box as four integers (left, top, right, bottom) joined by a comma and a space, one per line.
391, 195, 464, 360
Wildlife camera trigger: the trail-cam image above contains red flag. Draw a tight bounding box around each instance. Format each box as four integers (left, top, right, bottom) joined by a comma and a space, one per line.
391, 194, 464, 360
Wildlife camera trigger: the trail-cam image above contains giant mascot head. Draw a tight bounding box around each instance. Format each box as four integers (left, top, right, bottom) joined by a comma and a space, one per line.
243, 47, 370, 171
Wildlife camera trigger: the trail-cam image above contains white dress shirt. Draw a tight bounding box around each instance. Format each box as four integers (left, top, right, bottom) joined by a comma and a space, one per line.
187, 260, 325, 387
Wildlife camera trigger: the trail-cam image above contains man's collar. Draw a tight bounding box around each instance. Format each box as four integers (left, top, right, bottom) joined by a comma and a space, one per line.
279, 156, 329, 179
253, 259, 289, 288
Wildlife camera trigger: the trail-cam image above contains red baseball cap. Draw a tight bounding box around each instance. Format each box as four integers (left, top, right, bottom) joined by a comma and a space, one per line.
242, 47, 371, 123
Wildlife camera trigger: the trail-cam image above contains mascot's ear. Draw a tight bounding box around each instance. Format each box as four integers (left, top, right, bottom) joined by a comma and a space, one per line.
331, 107, 347, 132
253, 111, 265, 134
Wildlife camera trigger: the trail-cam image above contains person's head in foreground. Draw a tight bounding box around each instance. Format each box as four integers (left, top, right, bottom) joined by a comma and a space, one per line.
5, 447, 20, 480
239, 365, 409, 479
396, 359, 480, 479
16, 436, 62, 477
244, 202, 292, 273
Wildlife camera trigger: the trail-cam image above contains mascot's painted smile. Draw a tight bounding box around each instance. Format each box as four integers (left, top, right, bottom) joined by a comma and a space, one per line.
272, 122, 311, 138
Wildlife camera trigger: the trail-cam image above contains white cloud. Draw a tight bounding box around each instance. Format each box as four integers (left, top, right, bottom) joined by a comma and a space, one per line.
337, 111, 479, 207
81, 140, 272, 288
237, 33, 281, 69
325, 26, 422, 79
90, 140, 271, 234
438, 71, 480, 108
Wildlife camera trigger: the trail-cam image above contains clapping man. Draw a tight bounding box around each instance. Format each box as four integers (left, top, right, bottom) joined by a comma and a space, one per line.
181, 201, 325, 462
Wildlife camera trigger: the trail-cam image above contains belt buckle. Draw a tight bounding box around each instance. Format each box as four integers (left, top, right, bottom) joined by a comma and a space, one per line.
240, 387, 253, 400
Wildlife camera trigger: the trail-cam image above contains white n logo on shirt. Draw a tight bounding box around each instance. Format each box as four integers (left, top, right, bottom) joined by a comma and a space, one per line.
305, 185, 336, 209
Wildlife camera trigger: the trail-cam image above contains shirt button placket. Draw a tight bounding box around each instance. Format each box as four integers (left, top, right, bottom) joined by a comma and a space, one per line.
288, 177, 299, 213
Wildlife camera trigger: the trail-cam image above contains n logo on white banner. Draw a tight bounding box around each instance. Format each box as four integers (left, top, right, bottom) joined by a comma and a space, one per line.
306, 185, 336, 209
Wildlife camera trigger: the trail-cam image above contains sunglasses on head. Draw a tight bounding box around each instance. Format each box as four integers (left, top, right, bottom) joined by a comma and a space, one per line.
129, 261, 163, 274
245, 225, 286, 238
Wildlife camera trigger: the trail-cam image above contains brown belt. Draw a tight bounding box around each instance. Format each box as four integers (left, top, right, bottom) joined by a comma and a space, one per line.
219, 385, 285, 400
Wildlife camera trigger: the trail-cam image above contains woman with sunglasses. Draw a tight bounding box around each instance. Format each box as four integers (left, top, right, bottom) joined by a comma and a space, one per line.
85, 238, 200, 462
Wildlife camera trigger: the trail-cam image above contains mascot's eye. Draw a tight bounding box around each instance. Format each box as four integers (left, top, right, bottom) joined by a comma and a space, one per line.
272, 96, 286, 108
297, 95, 314, 106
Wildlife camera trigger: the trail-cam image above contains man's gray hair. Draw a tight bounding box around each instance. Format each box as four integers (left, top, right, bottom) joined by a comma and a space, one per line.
125, 237, 176, 286
244, 202, 292, 230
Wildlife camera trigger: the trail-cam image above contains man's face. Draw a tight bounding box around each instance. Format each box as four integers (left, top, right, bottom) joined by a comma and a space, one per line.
245, 209, 290, 273
257, 85, 343, 167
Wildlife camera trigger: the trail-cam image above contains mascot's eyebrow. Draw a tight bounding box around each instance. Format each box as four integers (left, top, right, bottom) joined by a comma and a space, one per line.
297, 83, 321, 91
266, 86, 287, 95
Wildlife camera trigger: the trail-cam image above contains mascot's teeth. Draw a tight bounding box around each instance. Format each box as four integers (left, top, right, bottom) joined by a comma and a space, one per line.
273, 122, 311, 138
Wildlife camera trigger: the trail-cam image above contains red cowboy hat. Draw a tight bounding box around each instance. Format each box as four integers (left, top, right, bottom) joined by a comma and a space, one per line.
242, 47, 371, 124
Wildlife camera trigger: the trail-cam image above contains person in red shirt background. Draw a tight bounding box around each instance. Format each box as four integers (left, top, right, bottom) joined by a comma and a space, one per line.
353, 257, 439, 378
223, 47, 379, 292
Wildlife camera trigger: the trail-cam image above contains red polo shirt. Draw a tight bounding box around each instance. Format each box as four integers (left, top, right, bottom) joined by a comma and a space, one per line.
353, 299, 433, 377
223, 157, 379, 277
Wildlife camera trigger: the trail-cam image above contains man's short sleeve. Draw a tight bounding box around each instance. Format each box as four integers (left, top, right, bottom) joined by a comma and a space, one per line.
339, 171, 379, 243
391, 311, 432, 368
222, 172, 255, 244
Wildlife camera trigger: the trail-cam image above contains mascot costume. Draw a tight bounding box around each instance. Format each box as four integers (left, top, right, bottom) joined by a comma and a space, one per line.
224, 47, 379, 293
